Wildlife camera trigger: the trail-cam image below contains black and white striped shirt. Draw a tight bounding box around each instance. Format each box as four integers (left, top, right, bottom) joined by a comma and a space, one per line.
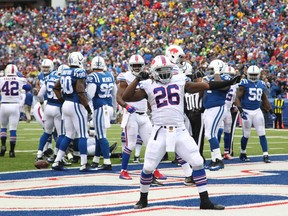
185, 92, 202, 111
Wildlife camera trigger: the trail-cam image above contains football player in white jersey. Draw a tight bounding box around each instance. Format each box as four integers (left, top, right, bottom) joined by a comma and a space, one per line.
117, 54, 166, 182
122, 55, 240, 210
0, 64, 31, 157
235, 65, 275, 163
52, 52, 92, 171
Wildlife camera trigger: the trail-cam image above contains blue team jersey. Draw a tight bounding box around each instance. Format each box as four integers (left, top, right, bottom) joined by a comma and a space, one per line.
239, 79, 266, 110
86, 72, 114, 109
60, 67, 87, 103
45, 71, 62, 107
38, 71, 50, 100
203, 74, 231, 109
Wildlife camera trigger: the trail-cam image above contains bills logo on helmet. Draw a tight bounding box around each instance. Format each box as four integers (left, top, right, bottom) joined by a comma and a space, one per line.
170, 48, 179, 54
135, 55, 139, 62
151, 59, 156, 65
160, 55, 167, 65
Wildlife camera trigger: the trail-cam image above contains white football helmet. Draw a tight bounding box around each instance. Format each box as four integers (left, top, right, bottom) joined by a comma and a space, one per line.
4, 64, 18, 76
91, 56, 107, 71
41, 59, 54, 74
206, 59, 225, 76
247, 65, 260, 82
183, 62, 193, 75
151, 55, 174, 84
68, 52, 84, 68
57, 64, 69, 75
165, 45, 185, 67
128, 54, 145, 76
222, 65, 236, 77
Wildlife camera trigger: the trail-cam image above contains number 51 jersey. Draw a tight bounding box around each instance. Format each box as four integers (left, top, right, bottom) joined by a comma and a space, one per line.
140, 74, 186, 127
239, 79, 266, 110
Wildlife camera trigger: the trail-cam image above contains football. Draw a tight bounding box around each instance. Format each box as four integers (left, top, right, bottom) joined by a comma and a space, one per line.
34, 160, 50, 169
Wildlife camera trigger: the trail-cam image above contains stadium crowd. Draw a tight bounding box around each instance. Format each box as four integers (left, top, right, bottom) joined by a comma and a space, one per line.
0, 0, 287, 97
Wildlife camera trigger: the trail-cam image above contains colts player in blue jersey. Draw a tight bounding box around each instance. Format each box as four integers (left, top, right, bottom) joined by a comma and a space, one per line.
52, 52, 92, 171
86, 56, 117, 170
235, 65, 276, 163
203, 59, 230, 171
35, 65, 69, 162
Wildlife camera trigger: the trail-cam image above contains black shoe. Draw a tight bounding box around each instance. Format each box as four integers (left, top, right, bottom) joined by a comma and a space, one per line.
200, 200, 225, 210
263, 155, 271, 163
47, 155, 56, 163
62, 158, 72, 166
0, 146, 6, 156
109, 142, 118, 154
97, 164, 112, 170
43, 148, 54, 157
134, 199, 148, 209
9, 151, 15, 158
184, 176, 195, 186
52, 161, 65, 171
90, 162, 99, 168
133, 156, 140, 163
151, 176, 164, 186
239, 153, 250, 162
209, 159, 224, 171
71, 155, 80, 163
79, 163, 94, 172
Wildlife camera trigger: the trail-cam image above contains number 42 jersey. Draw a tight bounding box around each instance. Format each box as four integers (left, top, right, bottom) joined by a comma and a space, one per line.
239, 79, 266, 110
0, 76, 27, 103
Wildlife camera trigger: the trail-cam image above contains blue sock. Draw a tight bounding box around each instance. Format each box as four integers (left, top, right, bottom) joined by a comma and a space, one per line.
73, 138, 79, 151
217, 128, 223, 143
78, 137, 87, 154
56, 135, 64, 149
59, 136, 72, 152
193, 168, 207, 187
241, 136, 248, 151
209, 137, 220, 151
95, 137, 101, 157
259, 135, 268, 152
122, 147, 132, 170
140, 170, 153, 185
224, 132, 231, 152
98, 138, 110, 159
38, 132, 50, 151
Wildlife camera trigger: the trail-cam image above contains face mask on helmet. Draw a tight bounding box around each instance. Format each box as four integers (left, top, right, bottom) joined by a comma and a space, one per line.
128, 54, 145, 76
247, 66, 260, 82
41, 59, 54, 74
151, 55, 174, 84
206, 59, 225, 77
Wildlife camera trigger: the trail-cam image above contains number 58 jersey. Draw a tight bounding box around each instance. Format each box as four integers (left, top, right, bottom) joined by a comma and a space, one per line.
239, 79, 266, 110
0, 76, 27, 103
140, 74, 186, 127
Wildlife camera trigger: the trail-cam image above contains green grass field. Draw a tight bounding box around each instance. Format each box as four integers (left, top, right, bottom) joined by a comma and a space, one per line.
0, 121, 287, 173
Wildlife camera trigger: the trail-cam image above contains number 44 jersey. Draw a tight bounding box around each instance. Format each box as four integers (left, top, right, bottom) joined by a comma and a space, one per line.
0, 76, 27, 103
139, 74, 186, 127
239, 79, 266, 110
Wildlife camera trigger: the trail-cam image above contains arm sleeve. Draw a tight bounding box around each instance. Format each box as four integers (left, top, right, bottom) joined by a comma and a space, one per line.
87, 83, 97, 101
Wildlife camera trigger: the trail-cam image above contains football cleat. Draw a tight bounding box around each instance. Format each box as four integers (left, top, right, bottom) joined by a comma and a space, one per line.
43, 148, 54, 157
9, 151, 15, 158
151, 176, 164, 186
97, 164, 112, 170
79, 163, 95, 172
184, 176, 195, 186
133, 156, 140, 163
0, 145, 6, 156
200, 200, 225, 210
153, 169, 167, 180
239, 153, 251, 162
52, 161, 66, 171
263, 155, 271, 163
62, 158, 72, 166
209, 159, 224, 171
134, 199, 148, 209
90, 162, 99, 168
71, 155, 80, 163
119, 170, 132, 180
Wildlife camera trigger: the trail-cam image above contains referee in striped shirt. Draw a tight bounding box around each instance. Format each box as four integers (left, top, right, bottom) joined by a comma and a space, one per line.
184, 69, 206, 162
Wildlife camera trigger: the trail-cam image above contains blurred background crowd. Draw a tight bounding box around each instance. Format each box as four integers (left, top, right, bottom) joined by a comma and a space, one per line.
0, 0, 287, 98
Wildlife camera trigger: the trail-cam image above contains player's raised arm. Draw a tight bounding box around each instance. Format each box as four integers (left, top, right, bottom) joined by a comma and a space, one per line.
122, 77, 147, 102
